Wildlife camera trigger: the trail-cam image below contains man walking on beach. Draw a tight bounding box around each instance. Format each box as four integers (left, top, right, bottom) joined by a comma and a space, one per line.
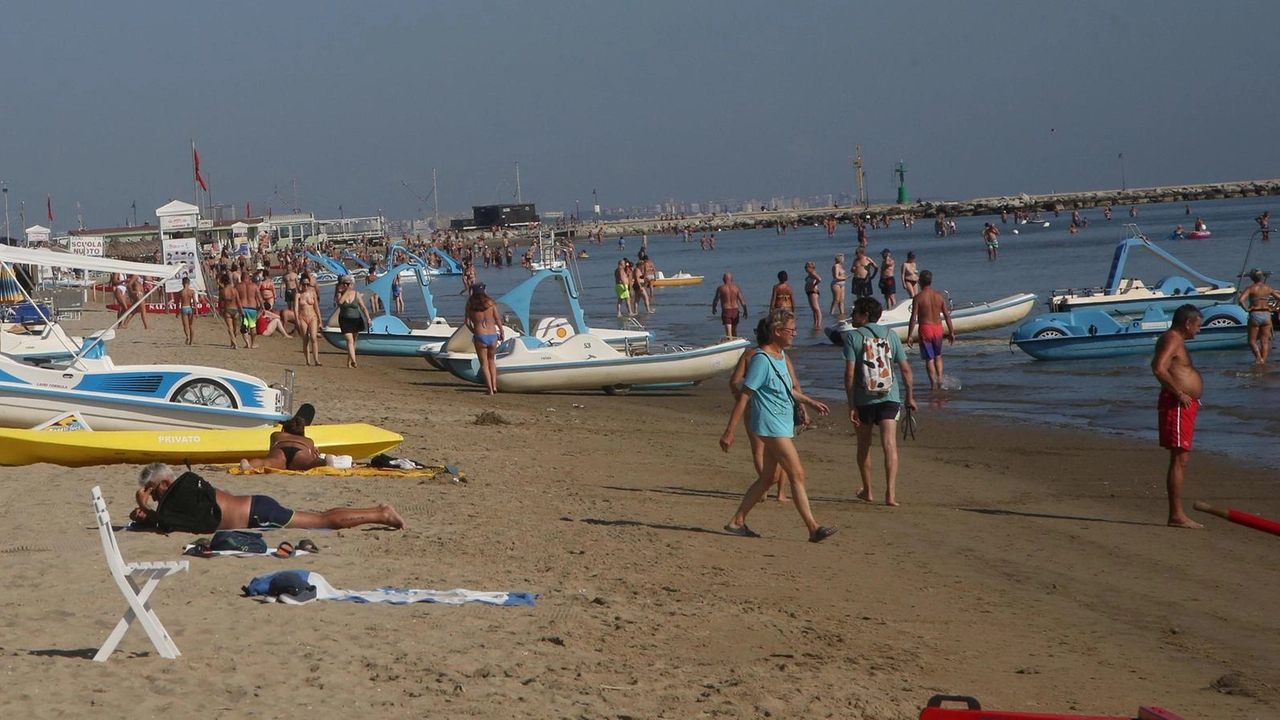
238, 270, 261, 349
711, 273, 748, 337
906, 270, 954, 390
1151, 304, 1204, 529
844, 296, 916, 506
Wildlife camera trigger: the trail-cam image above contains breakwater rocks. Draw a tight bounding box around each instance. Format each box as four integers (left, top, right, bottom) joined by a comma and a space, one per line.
588, 179, 1280, 236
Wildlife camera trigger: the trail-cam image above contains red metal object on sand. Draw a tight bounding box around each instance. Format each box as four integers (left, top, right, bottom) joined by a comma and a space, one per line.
1193, 500, 1280, 537
919, 695, 1184, 720
107, 301, 215, 315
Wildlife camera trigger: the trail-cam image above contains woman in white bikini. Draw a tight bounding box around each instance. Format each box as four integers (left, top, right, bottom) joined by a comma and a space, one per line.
829, 254, 848, 318
294, 274, 323, 366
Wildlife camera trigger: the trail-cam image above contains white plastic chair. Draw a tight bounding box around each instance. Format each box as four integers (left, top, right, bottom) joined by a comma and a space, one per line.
90, 486, 189, 661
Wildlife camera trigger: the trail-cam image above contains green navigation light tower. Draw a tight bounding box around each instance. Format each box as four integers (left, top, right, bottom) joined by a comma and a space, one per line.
894, 161, 908, 204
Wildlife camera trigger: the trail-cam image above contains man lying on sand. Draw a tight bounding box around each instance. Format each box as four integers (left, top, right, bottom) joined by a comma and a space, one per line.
130, 462, 406, 531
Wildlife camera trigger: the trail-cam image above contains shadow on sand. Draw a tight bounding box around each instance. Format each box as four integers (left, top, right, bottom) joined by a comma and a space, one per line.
602, 485, 866, 506
958, 507, 1164, 527
568, 516, 726, 536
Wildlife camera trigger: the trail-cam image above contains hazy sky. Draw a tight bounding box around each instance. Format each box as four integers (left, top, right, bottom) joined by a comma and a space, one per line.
3, 1, 1277, 231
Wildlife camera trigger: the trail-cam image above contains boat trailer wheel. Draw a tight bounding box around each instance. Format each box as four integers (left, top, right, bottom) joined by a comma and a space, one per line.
171, 379, 238, 408
1202, 314, 1241, 327
1032, 327, 1069, 339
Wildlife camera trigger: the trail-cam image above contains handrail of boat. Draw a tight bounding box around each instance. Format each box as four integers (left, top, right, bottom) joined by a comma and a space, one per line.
1236, 228, 1274, 292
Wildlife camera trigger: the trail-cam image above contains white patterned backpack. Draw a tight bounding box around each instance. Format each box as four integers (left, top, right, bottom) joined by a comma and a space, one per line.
855, 327, 895, 396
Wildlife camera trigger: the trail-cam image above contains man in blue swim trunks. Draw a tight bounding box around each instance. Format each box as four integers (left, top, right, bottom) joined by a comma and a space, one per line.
132, 463, 406, 531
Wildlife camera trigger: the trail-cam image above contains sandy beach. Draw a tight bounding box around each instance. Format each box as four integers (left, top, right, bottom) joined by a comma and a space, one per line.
1, 308, 1276, 719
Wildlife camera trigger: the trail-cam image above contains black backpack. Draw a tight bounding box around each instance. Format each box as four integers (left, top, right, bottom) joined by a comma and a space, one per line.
155, 471, 223, 533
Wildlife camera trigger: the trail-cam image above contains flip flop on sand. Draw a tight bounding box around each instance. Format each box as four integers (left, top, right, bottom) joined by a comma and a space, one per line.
183, 538, 213, 558
809, 526, 838, 544
723, 524, 761, 538
272, 541, 296, 558
296, 539, 320, 554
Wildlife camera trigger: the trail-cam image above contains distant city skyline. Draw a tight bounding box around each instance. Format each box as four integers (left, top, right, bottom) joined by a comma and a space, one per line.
2, 1, 1278, 235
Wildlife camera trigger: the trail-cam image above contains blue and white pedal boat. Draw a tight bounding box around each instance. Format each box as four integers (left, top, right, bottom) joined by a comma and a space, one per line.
0, 245, 291, 431
1048, 226, 1237, 314
1011, 303, 1249, 361
437, 332, 750, 394
825, 292, 1037, 345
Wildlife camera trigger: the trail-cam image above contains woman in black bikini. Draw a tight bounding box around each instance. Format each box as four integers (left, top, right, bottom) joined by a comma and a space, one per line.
240, 405, 330, 471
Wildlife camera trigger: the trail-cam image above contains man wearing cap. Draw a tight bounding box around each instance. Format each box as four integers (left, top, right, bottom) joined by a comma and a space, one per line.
878, 249, 897, 309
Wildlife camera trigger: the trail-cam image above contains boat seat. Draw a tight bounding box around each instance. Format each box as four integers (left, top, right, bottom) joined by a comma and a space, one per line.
1155, 276, 1197, 297
368, 315, 411, 334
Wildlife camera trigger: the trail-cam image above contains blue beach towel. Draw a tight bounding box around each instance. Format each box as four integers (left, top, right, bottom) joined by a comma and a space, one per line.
243, 570, 537, 607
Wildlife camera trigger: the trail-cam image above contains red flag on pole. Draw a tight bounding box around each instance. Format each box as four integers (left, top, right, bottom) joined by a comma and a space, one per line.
47, 194, 53, 222
246, 201, 251, 217
193, 142, 208, 192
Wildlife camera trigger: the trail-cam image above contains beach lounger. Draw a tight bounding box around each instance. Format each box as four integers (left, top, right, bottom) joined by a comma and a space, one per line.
90, 486, 189, 661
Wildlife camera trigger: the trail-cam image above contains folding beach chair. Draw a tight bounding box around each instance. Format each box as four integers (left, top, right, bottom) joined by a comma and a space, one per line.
90, 486, 189, 661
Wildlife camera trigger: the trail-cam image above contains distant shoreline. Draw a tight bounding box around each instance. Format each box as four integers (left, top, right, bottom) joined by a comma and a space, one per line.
582, 178, 1278, 236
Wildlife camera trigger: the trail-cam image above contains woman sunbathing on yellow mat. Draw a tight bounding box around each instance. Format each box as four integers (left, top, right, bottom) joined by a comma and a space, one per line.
239, 403, 332, 472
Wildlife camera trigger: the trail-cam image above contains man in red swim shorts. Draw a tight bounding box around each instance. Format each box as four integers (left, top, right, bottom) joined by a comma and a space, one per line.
906, 270, 954, 390
1151, 304, 1204, 529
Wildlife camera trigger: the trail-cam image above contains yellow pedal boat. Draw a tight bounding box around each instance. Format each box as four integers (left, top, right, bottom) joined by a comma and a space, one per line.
0, 423, 404, 467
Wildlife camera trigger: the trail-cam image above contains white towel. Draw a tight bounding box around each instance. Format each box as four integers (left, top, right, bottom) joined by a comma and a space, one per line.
265, 572, 535, 607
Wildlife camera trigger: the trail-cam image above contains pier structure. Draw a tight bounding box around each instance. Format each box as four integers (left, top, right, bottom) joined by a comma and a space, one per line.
582, 179, 1280, 237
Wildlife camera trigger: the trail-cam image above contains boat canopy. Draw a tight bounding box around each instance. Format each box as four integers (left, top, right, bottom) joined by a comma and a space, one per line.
0, 245, 184, 280
301, 250, 350, 277
363, 262, 438, 328
1102, 236, 1233, 296
386, 243, 463, 276
494, 267, 588, 335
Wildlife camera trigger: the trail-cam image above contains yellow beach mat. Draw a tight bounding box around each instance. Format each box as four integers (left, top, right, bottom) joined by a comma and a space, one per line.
228, 464, 463, 479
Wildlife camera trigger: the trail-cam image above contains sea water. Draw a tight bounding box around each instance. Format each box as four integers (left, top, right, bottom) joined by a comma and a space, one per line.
398, 195, 1280, 470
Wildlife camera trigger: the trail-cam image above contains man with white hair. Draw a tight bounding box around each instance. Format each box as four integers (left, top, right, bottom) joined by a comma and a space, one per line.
132, 463, 405, 532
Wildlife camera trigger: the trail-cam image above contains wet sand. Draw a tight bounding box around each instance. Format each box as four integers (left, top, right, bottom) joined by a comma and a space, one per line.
1, 309, 1276, 719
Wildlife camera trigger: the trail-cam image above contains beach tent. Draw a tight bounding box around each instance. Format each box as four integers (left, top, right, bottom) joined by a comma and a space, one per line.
25, 225, 51, 246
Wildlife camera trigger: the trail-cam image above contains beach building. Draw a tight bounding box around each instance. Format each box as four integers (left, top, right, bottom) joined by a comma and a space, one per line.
450, 203, 539, 231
